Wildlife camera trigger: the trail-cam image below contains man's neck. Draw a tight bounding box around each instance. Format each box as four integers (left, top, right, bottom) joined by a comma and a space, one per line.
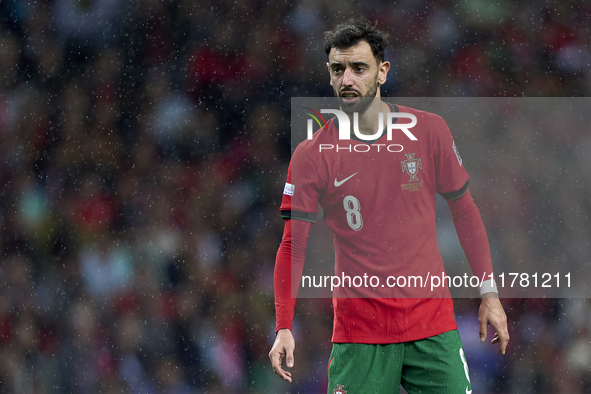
348, 98, 390, 136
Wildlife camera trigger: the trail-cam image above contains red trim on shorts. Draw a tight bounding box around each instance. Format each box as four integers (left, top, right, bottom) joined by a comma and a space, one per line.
327, 356, 335, 378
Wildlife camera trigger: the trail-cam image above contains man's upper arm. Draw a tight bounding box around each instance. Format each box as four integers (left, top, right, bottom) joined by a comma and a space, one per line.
280, 144, 325, 223
432, 115, 470, 198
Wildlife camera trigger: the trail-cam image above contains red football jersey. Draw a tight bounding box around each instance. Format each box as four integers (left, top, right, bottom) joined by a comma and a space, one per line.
280, 104, 469, 343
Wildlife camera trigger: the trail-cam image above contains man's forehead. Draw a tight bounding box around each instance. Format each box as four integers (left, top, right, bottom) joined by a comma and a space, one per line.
328, 41, 374, 63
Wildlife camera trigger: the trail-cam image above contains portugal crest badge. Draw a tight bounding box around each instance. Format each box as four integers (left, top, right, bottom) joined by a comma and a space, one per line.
401, 153, 422, 182
333, 384, 347, 394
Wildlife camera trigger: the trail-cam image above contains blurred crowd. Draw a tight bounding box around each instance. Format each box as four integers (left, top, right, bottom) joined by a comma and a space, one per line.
0, 0, 590, 393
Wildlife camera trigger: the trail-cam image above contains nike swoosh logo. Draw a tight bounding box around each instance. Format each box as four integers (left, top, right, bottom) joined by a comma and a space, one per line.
334, 172, 358, 187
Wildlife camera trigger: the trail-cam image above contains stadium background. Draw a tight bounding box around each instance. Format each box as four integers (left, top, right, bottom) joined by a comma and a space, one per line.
0, 0, 590, 392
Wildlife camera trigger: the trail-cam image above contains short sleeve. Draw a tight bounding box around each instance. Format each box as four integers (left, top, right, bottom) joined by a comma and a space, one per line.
433, 116, 470, 199
280, 144, 325, 223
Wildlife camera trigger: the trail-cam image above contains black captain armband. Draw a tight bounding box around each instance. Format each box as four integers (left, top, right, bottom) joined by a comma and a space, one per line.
281, 210, 317, 223
440, 180, 469, 200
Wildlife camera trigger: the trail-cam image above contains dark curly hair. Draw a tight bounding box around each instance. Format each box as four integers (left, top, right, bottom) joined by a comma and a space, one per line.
324, 17, 390, 63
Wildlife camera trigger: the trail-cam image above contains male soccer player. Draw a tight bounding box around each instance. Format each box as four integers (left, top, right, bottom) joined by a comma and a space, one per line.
269, 17, 509, 393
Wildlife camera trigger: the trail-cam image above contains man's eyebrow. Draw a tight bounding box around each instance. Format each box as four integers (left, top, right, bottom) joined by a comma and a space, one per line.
329, 61, 370, 68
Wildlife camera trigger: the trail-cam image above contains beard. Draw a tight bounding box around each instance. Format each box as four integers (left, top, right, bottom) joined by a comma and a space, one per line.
334, 74, 379, 115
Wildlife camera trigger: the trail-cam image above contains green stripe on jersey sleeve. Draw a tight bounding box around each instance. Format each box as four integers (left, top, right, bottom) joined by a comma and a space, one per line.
441, 180, 469, 200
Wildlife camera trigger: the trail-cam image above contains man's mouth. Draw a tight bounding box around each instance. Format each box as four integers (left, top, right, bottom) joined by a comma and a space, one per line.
340, 91, 359, 103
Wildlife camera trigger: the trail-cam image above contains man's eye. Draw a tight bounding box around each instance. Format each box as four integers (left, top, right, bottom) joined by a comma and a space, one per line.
332, 68, 342, 74
356, 67, 365, 72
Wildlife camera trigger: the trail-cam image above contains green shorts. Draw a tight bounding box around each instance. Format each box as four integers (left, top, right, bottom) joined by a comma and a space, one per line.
327, 330, 472, 394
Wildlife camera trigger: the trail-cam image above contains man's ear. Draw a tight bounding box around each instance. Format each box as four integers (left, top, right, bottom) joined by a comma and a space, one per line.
326, 62, 333, 86
378, 61, 390, 85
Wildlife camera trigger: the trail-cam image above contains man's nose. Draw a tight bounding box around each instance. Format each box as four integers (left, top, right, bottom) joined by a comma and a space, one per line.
342, 68, 354, 87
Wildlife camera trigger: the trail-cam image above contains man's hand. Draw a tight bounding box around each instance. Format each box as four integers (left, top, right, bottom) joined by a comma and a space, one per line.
479, 293, 509, 354
269, 328, 295, 382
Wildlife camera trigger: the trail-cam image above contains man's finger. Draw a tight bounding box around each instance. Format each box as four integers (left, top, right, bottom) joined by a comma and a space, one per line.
498, 329, 510, 355
277, 368, 293, 382
270, 351, 292, 382
275, 367, 293, 382
487, 311, 509, 354
479, 317, 487, 343
269, 350, 282, 373
490, 329, 509, 354
269, 350, 284, 373
286, 349, 295, 368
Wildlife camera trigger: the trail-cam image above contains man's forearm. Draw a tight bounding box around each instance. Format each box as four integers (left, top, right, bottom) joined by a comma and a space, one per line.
447, 189, 496, 295
274, 219, 311, 332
